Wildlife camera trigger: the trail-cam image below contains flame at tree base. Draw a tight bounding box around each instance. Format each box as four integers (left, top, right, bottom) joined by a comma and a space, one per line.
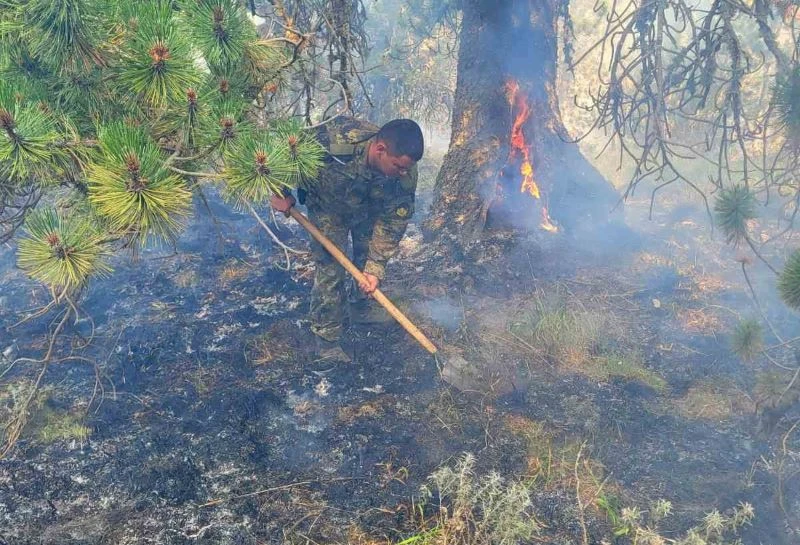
520, 162, 539, 198
540, 207, 558, 232
505, 80, 557, 233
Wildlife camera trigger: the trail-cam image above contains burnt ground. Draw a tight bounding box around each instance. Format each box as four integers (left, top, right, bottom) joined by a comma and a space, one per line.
0, 189, 798, 545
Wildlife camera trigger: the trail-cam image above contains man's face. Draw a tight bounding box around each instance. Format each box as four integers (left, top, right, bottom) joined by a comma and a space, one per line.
372, 142, 416, 178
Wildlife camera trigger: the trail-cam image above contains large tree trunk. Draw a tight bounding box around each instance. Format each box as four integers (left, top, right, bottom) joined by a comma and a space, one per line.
425, 0, 619, 249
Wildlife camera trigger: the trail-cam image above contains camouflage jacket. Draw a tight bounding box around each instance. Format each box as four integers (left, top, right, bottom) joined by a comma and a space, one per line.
302, 117, 417, 280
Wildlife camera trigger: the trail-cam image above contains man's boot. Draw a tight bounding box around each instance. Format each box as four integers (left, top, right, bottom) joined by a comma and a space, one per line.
314, 336, 351, 363
350, 299, 393, 325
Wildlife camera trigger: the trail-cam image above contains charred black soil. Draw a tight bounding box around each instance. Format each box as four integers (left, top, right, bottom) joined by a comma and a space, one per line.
0, 192, 797, 545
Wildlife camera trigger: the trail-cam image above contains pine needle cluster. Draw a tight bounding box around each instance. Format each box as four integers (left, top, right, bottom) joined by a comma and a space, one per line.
23, 0, 106, 72
774, 64, 800, 143
713, 185, 756, 245
222, 133, 298, 206
17, 208, 110, 292
87, 122, 192, 245
275, 119, 326, 186
730, 318, 763, 362
778, 249, 800, 311
197, 92, 251, 154
116, 3, 201, 108
180, 0, 254, 74
0, 98, 64, 180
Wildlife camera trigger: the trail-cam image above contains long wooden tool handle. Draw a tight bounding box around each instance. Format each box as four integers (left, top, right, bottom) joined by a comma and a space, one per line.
288, 208, 438, 355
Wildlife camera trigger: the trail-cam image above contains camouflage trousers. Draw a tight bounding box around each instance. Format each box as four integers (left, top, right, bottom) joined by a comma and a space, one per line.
308, 208, 373, 342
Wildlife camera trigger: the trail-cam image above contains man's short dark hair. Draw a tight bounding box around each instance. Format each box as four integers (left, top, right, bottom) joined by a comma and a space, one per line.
376, 119, 424, 161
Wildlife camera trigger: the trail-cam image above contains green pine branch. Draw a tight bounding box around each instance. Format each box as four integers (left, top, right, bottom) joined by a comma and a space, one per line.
24, 0, 106, 71
181, 0, 255, 74
115, 3, 202, 108
274, 118, 326, 185
86, 123, 192, 245
17, 208, 111, 292
0, 101, 66, 180
222, 133, 298, 206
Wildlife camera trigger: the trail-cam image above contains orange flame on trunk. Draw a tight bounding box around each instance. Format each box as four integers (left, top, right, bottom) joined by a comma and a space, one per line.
505, 80, 557, 233
506, 81, 539, 199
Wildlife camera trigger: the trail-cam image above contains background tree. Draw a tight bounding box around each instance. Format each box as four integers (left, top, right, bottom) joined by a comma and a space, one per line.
422, 0, 620, 251
407, 0, 800, 332
355, 0, 458, 126
574, 0, 800, 379
407, 0, 800, 261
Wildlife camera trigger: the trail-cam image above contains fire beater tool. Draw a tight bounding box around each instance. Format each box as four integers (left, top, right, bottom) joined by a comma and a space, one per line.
287, 207, 439, 355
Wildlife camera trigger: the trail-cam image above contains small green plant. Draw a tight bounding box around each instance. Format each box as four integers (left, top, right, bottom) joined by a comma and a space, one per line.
37, 408, 92, 445
597, 498, 753, 545
596, 494, 629, 536
1, 383, 91, 447
588, 351, 667, 392
0, 381, 45, 448
403, 453, 541, 545
599, 496, 674, 538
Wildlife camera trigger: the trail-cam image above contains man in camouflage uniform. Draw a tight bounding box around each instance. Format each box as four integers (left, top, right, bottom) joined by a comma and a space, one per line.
270, 117, 425, 362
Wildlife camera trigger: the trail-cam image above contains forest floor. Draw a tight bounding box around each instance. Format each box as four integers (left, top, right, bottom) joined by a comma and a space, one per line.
0, 187, 798, 545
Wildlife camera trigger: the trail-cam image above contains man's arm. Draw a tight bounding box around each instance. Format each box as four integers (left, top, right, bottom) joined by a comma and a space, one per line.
364, 165, 418, 281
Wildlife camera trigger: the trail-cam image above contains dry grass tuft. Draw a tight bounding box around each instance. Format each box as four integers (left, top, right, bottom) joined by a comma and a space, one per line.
347, 526, 385, 545
337, 401, 385, 424
219, 260, 252, 285
502, 415, 613, 507
484, 289, 666, 392
173, 269, 198, 288
506, 289, 606, 368
426, 389, 467, 433
754, 369, 800, 410
687, 270, 729, 295
246, 332, 295, 365
504, 414, 558, 483
582, 352, 668, 392
675, 380, 754, 420
292, 400, 318, 417
636, 252, 674, 267
676, 307, 724, 335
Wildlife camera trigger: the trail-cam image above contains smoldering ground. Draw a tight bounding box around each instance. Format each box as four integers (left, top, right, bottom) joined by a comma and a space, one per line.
2, 178, 795, 544
2, 2, 800, 545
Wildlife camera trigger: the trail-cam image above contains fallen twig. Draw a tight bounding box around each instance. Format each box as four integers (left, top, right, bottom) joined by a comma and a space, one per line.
199, 477, 355, 508
574, 442, 589, 545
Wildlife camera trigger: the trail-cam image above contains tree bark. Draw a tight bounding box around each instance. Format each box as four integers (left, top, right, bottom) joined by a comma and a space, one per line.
425, 0, 619, 248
